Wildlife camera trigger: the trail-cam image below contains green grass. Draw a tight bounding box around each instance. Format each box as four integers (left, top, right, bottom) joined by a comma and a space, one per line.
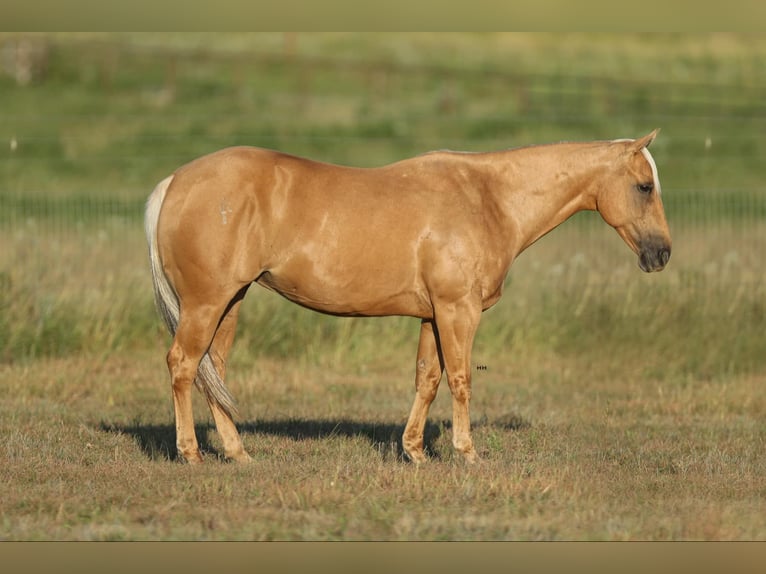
1, 33, 766, 540
3, 223, 766, 378
2, 33, 766, 199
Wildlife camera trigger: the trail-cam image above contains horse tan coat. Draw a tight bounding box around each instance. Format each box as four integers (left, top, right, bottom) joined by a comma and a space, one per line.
145, 131, 671, 464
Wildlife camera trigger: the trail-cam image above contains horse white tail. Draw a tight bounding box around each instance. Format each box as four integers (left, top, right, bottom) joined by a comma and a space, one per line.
145, 175, 238, 418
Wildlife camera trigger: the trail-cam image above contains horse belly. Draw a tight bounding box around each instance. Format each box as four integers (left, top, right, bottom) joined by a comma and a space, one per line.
256, 254, 431, 318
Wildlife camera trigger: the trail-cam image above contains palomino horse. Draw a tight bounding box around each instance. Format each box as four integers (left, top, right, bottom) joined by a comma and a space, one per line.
145, 130, 671, 465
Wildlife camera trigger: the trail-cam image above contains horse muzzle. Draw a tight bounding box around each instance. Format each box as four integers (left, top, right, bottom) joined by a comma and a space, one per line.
638, 242, 671, 273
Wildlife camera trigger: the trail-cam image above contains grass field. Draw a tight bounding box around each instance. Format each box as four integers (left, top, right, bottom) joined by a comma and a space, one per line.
2, 349, 765, 540
1, 33, 765, 540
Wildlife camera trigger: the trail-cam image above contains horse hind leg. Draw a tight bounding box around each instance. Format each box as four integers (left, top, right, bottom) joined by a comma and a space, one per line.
206, 287, 252, 463
402, 319, 444, 463
166, 295, 235, 464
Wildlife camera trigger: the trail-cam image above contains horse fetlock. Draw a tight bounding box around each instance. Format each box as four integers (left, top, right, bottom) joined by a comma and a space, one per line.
402, 433, 426, 464
227, 449, 253, 464
453, 440, 479, 464
452, 435, 477, 462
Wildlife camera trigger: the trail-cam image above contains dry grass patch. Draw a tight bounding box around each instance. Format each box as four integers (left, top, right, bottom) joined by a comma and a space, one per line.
2, 351, 764, 540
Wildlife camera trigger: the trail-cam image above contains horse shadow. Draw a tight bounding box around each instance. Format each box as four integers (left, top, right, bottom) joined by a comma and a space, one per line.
100, 417, 447, 463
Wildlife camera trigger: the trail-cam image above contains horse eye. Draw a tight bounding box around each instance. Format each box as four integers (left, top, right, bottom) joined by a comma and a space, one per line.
637, 183, 654, 194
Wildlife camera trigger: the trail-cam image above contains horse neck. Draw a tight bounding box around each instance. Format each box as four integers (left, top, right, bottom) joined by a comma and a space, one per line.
487, 142, 610, 252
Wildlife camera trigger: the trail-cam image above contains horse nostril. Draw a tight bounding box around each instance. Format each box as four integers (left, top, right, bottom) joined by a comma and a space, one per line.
660, 248, 671, 266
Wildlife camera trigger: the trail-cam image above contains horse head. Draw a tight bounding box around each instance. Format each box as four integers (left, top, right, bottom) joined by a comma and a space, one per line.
595, 129, 672, 272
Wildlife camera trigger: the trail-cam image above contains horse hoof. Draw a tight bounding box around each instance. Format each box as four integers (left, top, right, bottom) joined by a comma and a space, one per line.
461, 449, 480, 465
230, 451, 253, 464
404, 450, 428, 464
180, 451, 204, 465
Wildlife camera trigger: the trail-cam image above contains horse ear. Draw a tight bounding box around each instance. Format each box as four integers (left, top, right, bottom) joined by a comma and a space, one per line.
632, 129, 660, 152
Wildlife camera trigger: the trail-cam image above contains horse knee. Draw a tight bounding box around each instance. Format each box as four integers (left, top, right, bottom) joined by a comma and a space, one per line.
415, 375, 440, 402
448, 375, 472, 403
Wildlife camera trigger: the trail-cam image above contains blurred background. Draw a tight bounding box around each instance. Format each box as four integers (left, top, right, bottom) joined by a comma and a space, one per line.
1, 32, 765, 378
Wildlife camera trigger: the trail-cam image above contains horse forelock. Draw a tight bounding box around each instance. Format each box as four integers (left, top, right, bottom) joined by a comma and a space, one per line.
611, 138, 662, 197
639, 146, 662, 196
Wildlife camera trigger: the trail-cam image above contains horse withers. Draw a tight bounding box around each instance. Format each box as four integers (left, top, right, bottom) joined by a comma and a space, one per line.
144, 130, 671, 464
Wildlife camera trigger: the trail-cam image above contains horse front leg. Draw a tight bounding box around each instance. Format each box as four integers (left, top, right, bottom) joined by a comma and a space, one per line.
433, 297, 481, 464
402, 319, 444, 463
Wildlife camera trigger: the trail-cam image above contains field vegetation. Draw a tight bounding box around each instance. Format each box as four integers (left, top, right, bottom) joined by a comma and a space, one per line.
1, 33, 765, 540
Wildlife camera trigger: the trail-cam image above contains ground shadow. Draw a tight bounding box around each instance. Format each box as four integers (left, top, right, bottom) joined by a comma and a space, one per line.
100, 417, 445, 463
99, 421, 210, 462
101, 411, 531, 464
